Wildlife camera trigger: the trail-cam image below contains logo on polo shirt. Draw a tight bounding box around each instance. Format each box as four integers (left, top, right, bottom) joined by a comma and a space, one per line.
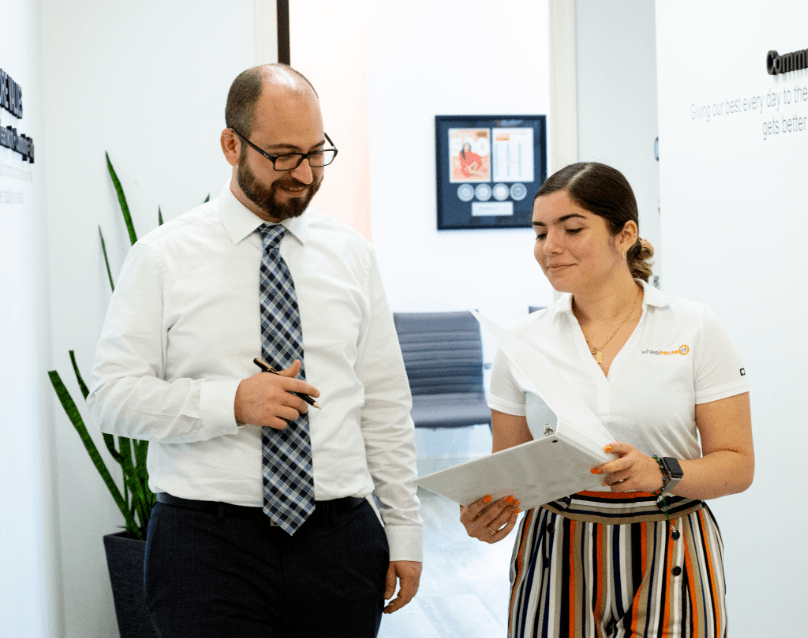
641, 344, 690, 356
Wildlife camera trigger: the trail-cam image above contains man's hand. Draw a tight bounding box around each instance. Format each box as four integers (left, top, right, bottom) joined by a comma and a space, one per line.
233, 360, 320, 429
383, 560, 422, 614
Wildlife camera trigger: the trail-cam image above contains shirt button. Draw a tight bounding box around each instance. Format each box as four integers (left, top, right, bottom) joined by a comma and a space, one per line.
671, 530, 681, 540
672, 566, 682, 576
547, 523, 555, 534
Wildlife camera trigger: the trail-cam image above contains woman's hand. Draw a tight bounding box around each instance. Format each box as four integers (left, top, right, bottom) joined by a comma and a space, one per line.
593, 441, 665, 493
460, 494, 520, 543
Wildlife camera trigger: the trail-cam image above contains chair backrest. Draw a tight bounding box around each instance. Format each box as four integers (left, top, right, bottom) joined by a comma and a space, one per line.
393, 311, 484, 396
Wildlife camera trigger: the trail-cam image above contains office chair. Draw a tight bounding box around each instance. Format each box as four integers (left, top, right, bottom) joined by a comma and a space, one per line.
393, 311, 491, 429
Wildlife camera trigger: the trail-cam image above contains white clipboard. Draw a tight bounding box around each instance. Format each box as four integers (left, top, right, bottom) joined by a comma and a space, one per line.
414, 311, 616, 510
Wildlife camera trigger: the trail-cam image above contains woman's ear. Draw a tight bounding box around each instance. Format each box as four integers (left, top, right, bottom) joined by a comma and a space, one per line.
618, 220, 639, 253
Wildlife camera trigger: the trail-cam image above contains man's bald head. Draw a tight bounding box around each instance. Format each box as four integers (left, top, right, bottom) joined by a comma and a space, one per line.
225, 64, 318, 138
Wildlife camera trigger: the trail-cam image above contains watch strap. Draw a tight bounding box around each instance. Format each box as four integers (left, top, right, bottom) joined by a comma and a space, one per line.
654, 455, 683, 496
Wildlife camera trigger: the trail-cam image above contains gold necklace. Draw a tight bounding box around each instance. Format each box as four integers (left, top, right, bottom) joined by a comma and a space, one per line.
583, 287, 642, 364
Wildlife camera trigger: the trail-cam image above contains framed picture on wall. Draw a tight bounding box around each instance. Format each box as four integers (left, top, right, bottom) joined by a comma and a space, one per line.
435, 115, 547, 230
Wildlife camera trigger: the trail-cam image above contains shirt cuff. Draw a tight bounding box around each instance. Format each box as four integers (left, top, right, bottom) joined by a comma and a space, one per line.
200, 378, 242, 434
384, 524, 423, 562
694, 378, 750, 404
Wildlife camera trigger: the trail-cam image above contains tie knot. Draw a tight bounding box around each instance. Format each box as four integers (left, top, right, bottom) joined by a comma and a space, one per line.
257, 224, 286, 251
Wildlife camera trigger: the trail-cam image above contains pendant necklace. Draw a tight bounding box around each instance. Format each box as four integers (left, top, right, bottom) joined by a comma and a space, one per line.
583, 286, 642, 364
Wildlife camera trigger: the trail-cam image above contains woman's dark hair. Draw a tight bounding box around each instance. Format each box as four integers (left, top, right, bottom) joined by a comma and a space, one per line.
460, 142, 471, 160
533, 162, 654, 281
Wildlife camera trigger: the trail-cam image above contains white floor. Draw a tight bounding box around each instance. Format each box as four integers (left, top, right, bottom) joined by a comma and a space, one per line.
379, 426, 519, 637
413, 424, 493, 476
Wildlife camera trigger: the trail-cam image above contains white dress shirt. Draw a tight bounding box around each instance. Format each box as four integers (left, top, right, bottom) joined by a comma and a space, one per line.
489, 281, 749, 492
88, 182, 422, 560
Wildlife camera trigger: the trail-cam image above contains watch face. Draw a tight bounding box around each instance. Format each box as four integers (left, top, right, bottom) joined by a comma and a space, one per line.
661, 457, 684, 479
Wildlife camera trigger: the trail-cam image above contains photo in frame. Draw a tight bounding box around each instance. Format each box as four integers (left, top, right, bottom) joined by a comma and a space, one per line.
435, 115, 547, 230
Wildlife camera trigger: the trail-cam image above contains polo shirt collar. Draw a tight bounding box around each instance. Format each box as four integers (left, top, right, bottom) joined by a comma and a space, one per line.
639, 279, 669, 308
555, 278, 670, 315
218, 180, 310, 246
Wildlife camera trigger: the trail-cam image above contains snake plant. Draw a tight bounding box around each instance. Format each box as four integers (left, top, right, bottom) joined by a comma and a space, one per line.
48, 154, 208, 539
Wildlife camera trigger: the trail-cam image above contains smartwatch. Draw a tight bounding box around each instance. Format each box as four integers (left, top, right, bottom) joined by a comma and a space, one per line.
658, 457, 683, 496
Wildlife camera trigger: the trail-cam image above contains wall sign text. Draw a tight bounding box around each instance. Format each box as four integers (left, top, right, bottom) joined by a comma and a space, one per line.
0, 66, 34, 163
767, 48, 808, 75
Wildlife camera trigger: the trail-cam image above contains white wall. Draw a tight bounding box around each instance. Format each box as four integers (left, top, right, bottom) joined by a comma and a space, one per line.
0, 2, 61, 637
575, 0, 661, 276
40, 2, 255, 635
288, 0, 373, 239
366, 0, 553, 347
656, 2, 807, 633
362, 1, 553, 465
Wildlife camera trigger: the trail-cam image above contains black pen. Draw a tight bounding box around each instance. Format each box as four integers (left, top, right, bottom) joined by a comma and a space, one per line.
253, 358, 320, 409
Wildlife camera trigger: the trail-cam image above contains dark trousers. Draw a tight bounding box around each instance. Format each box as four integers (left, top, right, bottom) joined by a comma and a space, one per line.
144, 496, 389, 638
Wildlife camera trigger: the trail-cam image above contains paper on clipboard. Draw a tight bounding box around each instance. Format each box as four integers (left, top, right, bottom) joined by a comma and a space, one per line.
414, 311, 616, 510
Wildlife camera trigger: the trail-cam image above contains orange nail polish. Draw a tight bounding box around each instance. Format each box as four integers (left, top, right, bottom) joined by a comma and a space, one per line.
605, 445, 612, 452
591, 468, 601, 475
484, 495, 492, 503
506, 496, 514, 504
514, 500, 521, 508
601, 481, 607, 487
515, 507, 521, 514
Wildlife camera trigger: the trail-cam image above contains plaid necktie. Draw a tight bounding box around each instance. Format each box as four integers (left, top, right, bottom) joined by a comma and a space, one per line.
257, 224, 315, 535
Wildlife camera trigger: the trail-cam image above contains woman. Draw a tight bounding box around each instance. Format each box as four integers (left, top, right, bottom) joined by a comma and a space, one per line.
458, 141, 484, 179
460, 163, 753, 638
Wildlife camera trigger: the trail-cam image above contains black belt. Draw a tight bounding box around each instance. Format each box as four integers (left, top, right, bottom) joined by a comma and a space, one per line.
156, 492, 365, 526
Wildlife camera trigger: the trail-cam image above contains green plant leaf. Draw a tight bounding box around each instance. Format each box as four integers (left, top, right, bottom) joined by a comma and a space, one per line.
48, 370, 142, 538
204, 194, 209, 203
158, 206, 164, 226
135, 440, 154, 503
99, 226, 115, 293
135, 439, 150, 489
102, 435, 129, 515
117, 436, 130, 511
102, 432, 125, 465
133, 439, 153, 533
68, 350, 90, 401
117, 437, 150, 535
105, 151, 137, 246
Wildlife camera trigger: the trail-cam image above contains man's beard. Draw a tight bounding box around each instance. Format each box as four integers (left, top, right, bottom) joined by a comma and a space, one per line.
237, 158, 322, 222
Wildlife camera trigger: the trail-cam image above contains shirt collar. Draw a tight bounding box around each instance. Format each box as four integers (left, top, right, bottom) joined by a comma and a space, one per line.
555, 278, 670, 315
638, 279, 669, 308
217, 180, 311, 246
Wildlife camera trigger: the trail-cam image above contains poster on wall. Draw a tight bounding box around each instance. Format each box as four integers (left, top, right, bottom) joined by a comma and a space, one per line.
436, 115, 546, 230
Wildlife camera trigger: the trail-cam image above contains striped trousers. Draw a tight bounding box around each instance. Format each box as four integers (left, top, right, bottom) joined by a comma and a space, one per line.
508, 492, 727, 638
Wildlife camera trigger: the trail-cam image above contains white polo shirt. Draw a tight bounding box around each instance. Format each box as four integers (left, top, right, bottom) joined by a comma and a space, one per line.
488, 281, 749, 478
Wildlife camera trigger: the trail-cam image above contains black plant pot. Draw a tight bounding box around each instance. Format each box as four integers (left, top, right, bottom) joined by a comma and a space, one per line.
103, 532, 160, 638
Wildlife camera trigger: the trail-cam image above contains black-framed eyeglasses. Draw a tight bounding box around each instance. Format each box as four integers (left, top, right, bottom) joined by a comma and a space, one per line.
230, 128, 338, 171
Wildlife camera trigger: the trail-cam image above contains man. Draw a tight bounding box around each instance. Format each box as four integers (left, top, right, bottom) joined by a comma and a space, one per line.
88, 64, 422, 637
